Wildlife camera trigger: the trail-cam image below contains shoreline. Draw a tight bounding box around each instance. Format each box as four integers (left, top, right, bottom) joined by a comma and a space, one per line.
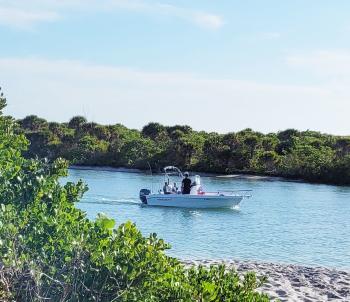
69, 165, 350, 186
69, 165, 143, 174
69, 165, 294, 183
181, 259, 350, 301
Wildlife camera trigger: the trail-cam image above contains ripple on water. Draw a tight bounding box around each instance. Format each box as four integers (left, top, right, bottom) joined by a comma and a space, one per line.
65, 168, 350, 270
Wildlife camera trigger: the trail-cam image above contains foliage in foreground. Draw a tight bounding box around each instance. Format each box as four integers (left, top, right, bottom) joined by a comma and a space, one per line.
0, 89, 270, 300
18, 114, 350, 185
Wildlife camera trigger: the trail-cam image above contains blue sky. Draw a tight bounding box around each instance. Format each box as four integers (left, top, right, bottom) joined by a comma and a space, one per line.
1, 0, 350, 134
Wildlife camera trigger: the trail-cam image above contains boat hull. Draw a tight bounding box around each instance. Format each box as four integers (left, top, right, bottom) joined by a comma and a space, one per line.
145, 194, 243, 209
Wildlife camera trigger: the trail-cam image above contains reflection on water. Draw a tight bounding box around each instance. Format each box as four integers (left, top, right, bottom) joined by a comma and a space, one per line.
65, 168, 350, 269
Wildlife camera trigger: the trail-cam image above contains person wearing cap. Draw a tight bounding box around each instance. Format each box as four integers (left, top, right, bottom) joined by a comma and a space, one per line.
181, 172, 192, 194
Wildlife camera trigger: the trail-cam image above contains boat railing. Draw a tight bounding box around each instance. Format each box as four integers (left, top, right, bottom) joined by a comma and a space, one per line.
204, 189, 252, 197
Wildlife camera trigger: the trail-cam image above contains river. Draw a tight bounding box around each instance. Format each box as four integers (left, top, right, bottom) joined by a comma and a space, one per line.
66, 167, 350, 270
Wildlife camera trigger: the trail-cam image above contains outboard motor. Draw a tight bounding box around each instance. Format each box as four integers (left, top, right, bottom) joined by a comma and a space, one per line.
139, 189, 151, 204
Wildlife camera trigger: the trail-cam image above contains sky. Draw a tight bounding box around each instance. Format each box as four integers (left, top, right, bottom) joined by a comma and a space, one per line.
1, 0, 350, 135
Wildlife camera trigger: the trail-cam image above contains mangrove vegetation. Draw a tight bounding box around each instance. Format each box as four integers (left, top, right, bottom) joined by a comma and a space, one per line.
18, 114, 350, 185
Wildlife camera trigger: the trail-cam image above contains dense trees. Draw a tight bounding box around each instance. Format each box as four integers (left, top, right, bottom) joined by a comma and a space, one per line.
17, 114, 350, 185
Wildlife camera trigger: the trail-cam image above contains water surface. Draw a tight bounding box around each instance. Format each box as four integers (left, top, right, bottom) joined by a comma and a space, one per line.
66, 168, 350, 269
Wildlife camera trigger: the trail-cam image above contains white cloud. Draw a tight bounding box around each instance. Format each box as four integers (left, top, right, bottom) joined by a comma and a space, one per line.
0, 6, 59, 28
192, 12, 224, 30
116, 2, 224, 30
287, 50, 350, 77
0, 0, 224, 30
286, 50, 350, 112
260, 32, 281, 40
1, 57, 349, 135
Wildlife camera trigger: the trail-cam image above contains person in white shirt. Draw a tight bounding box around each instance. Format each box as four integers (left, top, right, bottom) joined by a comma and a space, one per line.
163, 182, 171, 194
172, 182, 178, 193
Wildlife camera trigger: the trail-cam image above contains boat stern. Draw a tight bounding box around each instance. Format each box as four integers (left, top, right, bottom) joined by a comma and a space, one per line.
139, 189, 151, 204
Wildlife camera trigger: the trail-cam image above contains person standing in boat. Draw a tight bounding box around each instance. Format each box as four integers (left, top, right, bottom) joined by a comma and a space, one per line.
163, 182, 172, 194
181, 172, 192, 194
172, 182, 178, 193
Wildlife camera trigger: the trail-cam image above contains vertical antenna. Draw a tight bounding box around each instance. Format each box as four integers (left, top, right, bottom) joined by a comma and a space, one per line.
82, 104, 87, 120
147, 162, 153, 193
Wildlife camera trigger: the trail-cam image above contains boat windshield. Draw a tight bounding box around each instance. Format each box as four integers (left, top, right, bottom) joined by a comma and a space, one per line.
160, 166, 184, 194
163, 166, 183, 178
194, 175, 201, 185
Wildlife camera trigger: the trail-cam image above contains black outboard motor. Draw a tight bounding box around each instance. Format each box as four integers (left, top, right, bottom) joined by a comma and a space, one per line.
139, 189, 151, 204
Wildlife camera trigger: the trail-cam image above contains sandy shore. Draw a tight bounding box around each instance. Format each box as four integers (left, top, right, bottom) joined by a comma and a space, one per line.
181, 259, 350, 301
215, 174, 284, 181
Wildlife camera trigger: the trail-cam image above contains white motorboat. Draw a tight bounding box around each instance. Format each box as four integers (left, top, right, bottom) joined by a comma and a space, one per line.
139, 166, 251, 209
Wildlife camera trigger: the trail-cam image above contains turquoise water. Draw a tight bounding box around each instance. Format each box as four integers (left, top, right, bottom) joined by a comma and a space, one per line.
66, 168, 350, 269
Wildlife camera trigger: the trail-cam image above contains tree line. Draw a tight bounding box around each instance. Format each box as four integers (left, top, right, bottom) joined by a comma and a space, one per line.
18, 114, 350, 185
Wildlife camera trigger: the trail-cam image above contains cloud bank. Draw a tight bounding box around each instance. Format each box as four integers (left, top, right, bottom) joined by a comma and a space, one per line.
0, 0, 224, 30
1, 57, 349, 135
0, 6, 59, 28
287, 50, 350, 77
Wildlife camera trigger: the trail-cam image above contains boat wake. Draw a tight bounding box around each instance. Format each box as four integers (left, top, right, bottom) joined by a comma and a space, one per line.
80, 195, 140, 206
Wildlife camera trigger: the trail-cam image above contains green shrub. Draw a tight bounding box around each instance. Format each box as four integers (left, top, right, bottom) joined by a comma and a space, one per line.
0, 88, 269, 301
